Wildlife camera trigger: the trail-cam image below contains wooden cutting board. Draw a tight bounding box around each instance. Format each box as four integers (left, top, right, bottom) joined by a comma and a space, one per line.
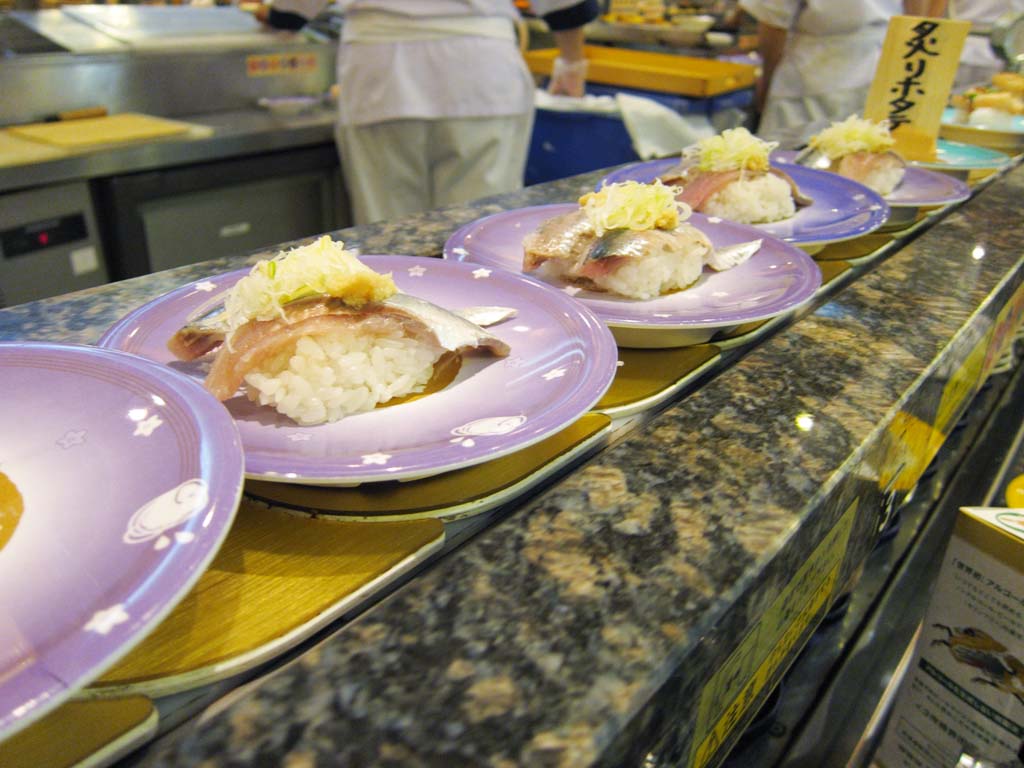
8, 113, 193, 149
0, 130, 70, 167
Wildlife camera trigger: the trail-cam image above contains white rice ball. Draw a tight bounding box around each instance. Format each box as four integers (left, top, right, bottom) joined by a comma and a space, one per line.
244, 331, 442, 425
592, 248, 704, 300
968, 107, 1018, 130
860, 165, 905, 196
702, 173, 795, 224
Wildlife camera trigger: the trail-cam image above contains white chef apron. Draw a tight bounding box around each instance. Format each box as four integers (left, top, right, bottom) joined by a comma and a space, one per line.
341, 10, 516, 43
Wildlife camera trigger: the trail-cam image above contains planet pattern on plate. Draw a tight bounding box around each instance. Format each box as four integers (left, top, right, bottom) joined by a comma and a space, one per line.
0, 342, 244, 740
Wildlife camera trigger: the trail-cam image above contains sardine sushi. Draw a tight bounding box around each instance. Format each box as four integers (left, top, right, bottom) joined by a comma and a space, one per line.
806, 115, 906, 196
169, 237, 509, 425
659, 127, 812, 225
951, 73, 1024, 130
522, 180, 757, 300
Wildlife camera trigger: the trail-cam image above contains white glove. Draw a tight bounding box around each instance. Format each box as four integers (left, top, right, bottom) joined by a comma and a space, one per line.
548, 57, 588, 97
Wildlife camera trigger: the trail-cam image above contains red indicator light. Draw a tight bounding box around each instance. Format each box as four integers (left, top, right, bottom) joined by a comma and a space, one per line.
37, 232, 49, 246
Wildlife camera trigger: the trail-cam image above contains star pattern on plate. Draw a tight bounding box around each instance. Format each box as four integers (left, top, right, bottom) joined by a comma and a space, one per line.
472, 268, 492, 279
407, 266, 427, 277
562, 286, 582, 296
287, 433, 313, 442
85, 604, 130, 635
134, 415, 164, 437
543, 368, 568, 380
194, 281, 218, 293
361, 453, 391, 466
56, 429, 87, 449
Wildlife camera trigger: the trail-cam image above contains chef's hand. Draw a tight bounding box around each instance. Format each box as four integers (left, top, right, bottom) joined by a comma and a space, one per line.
239, 2, 271, 23
548, 57, 588, 97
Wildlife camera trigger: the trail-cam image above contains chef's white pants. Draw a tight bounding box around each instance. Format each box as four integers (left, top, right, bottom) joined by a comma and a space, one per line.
335, 113, 534, 225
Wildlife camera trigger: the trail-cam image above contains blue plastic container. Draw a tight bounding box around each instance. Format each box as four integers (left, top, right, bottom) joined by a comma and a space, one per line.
525, 83, 752, 186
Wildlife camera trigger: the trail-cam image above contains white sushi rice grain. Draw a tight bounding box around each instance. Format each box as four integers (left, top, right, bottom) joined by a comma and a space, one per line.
860, 165, 905, 196
702, 173, 795, 224
244, 332, 442, 425
593, 248, 704, 300
968, 107, 1018, 130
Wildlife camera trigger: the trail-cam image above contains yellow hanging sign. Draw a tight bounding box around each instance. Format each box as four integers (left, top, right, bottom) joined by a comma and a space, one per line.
864, 15, 971, 162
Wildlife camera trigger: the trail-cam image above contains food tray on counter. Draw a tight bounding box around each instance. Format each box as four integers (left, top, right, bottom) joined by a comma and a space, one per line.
524, 45, 757, 97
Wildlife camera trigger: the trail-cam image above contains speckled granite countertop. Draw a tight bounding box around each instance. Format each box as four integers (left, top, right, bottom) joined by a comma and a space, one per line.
2, 162, 1023, 768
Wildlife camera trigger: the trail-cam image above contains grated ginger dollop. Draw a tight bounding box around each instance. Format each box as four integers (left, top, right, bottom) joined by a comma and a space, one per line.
222, 236, 396, 339
809, 115, 894, 159
684, 127, 776, 172
579, 179, 690, 237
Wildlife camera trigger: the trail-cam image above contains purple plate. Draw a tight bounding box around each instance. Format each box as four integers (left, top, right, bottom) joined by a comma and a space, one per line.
598, 159, 890, 246
771, 149, 971, 208
0, 342, 244, 739
444, 205, 822, 347
99, 256, 618, 486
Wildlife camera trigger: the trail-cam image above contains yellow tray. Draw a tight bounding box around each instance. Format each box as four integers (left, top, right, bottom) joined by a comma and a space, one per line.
598, 346, 719, 418
8, 113, 193, 149
596, 260, 853, 415
524, 45, 756, 97
84, 415, 614, 698
88, 509, 444, 698
0, 697, 156, 768
246, 413, 612, 520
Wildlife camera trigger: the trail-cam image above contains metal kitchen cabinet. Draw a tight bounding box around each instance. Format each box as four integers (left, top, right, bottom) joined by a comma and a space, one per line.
96, 144, 347, 279
0, 181, 108, 307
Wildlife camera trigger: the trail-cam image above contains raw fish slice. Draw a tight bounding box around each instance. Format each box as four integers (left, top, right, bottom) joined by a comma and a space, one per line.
659, 160, 814, 209
832, 150, 906, 189
521, 210, 596, 272
576, 227, 711, 279
170, 294, 510, 401
522, 209, 714, 299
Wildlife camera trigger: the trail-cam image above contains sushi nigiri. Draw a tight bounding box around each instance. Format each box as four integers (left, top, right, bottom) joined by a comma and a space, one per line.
169, 237, 509, 426
659, 127, 812, 225
522, 180, 757, 300
806, 116, 906, 196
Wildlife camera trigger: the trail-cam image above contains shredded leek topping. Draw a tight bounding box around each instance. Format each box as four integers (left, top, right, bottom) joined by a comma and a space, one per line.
809, 115, 894, 159
683, 127, 776, 172
222, 236, 396, 338
579, 180, 689, 236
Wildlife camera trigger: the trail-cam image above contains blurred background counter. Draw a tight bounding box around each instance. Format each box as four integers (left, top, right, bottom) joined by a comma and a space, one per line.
0, 2, 761, 306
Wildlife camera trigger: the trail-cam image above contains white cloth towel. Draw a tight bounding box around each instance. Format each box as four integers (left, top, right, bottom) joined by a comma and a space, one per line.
533, 89, 715, 160
615, 92, 714, 159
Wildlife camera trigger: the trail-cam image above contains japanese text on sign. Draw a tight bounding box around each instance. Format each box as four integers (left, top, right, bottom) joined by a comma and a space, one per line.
864, 16, 970, 162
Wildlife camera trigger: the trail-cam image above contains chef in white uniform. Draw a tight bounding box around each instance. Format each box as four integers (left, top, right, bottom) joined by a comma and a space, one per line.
260, 0, 598, 224
738, 0, 946, 146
